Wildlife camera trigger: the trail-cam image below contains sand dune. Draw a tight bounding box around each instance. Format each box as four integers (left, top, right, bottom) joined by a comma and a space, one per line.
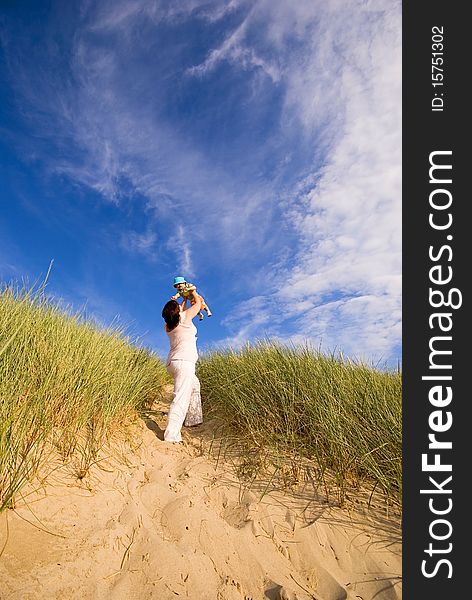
0, 396, 402, 600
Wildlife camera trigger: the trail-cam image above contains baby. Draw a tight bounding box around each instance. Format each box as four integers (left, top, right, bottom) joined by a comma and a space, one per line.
171, 276, 212, 321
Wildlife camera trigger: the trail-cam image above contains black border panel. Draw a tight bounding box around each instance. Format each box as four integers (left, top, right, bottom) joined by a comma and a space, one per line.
403, 2, 466, 597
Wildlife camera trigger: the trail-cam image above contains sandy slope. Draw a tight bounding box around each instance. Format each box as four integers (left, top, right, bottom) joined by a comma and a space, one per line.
0, 396, 402, 600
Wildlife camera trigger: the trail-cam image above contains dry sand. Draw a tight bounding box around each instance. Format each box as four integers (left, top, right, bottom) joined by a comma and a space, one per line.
0, 395, 402, 600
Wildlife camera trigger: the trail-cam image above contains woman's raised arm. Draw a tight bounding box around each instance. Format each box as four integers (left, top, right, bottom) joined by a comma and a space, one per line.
181, 289, 202, 322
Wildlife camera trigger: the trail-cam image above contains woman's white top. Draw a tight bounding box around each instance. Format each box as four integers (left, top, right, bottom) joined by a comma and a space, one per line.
165, 317, 198, 364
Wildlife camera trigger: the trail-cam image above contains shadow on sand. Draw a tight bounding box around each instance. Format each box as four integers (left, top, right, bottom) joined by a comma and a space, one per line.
140, 409, 166, 441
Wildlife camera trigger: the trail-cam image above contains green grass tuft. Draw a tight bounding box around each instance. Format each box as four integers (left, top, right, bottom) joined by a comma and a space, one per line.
0, 283, 168, 511
197, 341, 401, 505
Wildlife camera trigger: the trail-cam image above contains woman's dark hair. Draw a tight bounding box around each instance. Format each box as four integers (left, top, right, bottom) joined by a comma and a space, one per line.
162, 300, 181, 331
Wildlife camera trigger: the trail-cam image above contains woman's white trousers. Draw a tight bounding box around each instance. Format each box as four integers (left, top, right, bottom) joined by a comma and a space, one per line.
164, 360, 203, 442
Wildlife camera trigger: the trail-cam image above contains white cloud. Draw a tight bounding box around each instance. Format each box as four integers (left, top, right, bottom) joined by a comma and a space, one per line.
83, 0, 249, 33
283, 7, 401, 360
166, 225, 195, 279
2, 0, 285, 264
121, 229, 158, 258
212, 1, 402, 364
187, 7, 282, 83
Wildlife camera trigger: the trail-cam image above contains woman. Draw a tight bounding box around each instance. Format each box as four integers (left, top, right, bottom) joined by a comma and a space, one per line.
161, 288, 203, 442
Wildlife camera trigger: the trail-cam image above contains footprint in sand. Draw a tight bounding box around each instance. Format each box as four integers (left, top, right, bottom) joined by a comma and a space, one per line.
160, 495, 198, 542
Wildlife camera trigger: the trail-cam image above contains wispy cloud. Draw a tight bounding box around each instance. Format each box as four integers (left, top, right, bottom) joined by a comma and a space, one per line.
121, 229, 158, 259
1, 0, 401, 364
2, 4, 280, 263
205, 1, 402, 363
167, 225, 195, 278
186, 3, 282, 83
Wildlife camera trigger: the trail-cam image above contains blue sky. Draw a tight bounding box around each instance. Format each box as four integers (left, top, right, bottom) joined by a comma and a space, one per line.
0, 0, 401, 367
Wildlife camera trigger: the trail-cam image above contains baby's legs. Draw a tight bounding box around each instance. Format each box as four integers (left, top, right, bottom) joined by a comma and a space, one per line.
199, 295, 212, 317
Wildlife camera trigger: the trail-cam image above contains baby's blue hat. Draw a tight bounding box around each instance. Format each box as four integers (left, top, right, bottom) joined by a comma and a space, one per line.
173, 276, 186, 287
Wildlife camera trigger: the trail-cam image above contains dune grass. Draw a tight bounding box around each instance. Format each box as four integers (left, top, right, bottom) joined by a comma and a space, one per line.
1, 278, 401, 512
197, 342, 402, 505
0, 283, 168, 512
